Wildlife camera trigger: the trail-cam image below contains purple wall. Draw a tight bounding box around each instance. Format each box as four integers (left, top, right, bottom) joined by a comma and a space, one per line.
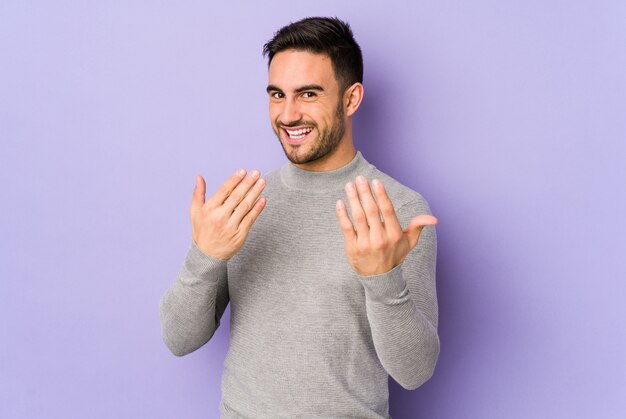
2, 1, 625, 418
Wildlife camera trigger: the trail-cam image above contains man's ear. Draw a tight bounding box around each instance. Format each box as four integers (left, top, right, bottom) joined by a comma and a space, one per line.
344, 82, 364, 117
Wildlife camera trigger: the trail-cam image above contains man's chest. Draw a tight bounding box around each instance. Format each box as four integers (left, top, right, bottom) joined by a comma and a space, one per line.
227, 198, 365, 309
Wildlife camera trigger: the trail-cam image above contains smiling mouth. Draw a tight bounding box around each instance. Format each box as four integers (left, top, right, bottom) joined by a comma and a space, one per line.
282, 126, 314, 143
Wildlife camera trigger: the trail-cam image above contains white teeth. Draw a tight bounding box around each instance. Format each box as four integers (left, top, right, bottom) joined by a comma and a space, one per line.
286, 127, 313, 137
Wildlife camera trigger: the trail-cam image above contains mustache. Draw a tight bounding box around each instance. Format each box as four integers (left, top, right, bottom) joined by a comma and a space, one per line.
277, 120, 316, 128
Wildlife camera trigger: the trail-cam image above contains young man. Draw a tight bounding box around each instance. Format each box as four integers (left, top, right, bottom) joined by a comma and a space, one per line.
160, 17, 439, 418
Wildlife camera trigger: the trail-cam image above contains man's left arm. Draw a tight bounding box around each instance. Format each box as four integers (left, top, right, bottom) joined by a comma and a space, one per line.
336, 176, 439, 390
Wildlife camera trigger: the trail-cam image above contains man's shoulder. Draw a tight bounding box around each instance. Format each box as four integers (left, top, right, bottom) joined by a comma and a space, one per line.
263, 165, 283, 182
261, 164, 284, 191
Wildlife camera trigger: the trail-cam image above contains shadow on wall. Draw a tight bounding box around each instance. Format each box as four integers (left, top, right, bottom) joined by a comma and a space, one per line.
388, 214, 523, 418
353, 70, 397, 172
355, 69, 523, 418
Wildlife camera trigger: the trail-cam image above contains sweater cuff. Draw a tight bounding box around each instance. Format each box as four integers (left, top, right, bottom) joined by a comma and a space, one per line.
183, 239, 228, 280
357, 263, 409, 304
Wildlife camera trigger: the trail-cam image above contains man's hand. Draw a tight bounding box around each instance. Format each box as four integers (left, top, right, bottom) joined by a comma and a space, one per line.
191, 169, 266, 260
336, 176, 438, 276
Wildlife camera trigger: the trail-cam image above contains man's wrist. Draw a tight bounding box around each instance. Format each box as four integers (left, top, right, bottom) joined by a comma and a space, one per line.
185, 239, 229, 279
357, 263, 408, 303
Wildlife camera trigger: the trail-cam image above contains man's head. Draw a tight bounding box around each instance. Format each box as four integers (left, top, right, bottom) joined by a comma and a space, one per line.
263, 17, 364, 170
263, 17, 363, 93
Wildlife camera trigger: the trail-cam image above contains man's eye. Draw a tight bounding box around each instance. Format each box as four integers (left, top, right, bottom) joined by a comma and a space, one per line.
271, 92, 284, 99
303, 92, 316, 98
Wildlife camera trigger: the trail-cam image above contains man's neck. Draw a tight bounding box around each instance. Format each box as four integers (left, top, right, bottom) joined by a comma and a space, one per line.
293, 137, 357, 172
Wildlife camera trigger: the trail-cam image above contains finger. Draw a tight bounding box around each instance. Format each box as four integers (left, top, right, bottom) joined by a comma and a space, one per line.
222, 169, 261, 212
191, 175, 206, 214
335, 199, 356, 242
371, 179, 402, 233
239, 196, 267, 232
344, 181, 369, 236
206, 168, 247, 208
355, 176, 385, 234
404, 214, 439, 249
230, 177, 266, 225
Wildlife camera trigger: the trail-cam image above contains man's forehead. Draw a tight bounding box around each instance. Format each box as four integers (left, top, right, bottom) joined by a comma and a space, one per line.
268, 49, 336, 90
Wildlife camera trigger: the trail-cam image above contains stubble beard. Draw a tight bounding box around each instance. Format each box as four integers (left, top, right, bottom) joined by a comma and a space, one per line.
274, 100, 346, 165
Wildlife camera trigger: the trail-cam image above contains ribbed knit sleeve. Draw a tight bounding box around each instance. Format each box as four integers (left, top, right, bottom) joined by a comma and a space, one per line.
357, 199, 439, 390
159, 239, 230, 356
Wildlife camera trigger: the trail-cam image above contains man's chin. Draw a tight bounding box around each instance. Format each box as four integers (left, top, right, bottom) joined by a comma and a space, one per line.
283, 148, 311, 165
275, 130, 341, 166
280, 143, 317, 165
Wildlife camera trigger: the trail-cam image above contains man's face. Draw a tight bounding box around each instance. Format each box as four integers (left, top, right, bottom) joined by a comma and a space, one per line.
267, 50, 346, 166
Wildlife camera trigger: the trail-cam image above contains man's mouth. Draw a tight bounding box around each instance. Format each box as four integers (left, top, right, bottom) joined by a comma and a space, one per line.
282, 126, 314, 144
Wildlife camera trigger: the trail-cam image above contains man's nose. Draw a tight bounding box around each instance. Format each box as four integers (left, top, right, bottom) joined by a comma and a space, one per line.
279, 98, 302, 125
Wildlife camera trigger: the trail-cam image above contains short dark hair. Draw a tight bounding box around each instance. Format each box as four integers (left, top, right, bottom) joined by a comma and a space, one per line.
263, 17, 363, 91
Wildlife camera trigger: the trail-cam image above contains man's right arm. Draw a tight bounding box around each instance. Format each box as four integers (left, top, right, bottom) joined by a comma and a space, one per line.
159, 169, 266, 356
159, 240, 229, 356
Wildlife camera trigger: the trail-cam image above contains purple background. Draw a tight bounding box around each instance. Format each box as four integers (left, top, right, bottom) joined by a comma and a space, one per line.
2, 1, 625, 418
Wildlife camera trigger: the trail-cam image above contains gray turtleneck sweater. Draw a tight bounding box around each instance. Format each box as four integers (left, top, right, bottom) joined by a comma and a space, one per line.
159, 151, 439, 419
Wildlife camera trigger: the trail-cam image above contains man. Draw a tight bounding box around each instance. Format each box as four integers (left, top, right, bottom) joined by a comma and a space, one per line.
160, 17, 439, 418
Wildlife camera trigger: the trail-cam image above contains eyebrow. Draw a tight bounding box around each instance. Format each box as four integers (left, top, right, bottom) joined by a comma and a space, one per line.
266, 84, 325, 94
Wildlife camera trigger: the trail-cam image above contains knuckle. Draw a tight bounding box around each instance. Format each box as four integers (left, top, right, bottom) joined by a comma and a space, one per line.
209, 212, 226, 229
380, 203, 394, 215
231, 174, 242, 184
238, 200, 251, 214
210, 219, 223, 229
389, 232, 403, 244
372, 239, 387, 251
355, 242, 369, 254
223, 223, 237, 236
250, 206, 262, 220
235, 223, 249, 238
353, 212, 366, 223
366, 208, 379, 218
200, 204, 209, 214
229, 191, 243, 203
239, 218, 250, 230
241, 212, 254, 226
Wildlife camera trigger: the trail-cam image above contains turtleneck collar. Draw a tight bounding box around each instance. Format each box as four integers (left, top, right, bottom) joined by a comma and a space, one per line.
279, 151, 375, 193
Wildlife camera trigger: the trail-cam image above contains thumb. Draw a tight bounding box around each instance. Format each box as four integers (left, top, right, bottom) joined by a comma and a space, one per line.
404, 214, 438, 249
191, 175, 206, 212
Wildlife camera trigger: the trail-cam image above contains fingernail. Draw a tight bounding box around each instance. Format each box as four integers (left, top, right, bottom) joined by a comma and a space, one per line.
250, 169, 260, 179
356, 175, 366, 184
345, 182, 355, 192
237, 169, 246, 176
257, 178, 265, 187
